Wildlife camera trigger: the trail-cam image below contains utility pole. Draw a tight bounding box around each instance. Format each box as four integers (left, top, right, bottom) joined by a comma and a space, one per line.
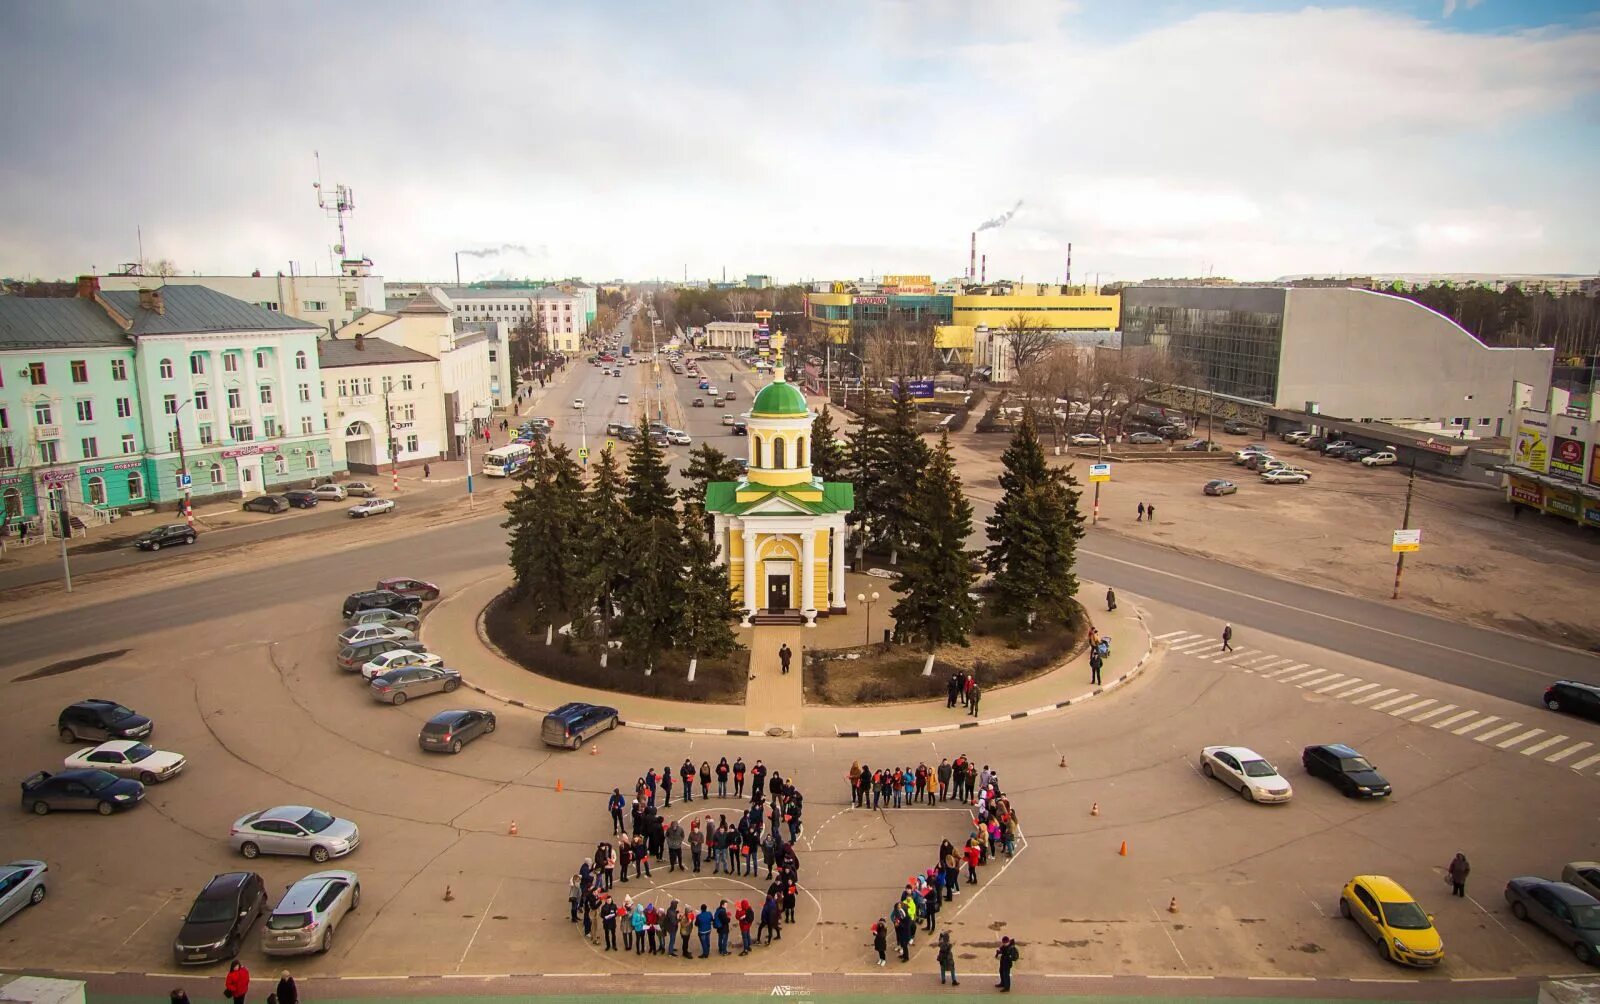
1392, 458, 1417, 599
383, 387, 399, 494
465, 401, 477, 510
50, 491, 72, 593
174, 407, 193, 527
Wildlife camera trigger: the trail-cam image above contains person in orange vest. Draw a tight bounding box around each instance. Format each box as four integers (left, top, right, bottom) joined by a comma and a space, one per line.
223, 960, 250, 1004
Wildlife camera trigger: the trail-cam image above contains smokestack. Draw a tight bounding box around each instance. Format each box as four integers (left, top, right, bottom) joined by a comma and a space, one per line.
969, 232, 977, 281
1065, 243, 1073, 288
981, 254, 986, 284
455, 252, 461, 287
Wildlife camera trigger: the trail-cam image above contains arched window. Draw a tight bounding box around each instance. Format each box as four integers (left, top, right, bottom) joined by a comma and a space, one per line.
158, 358, 174, 379
294, 350, 307, 371
773, 437, 786, 469
753, 437, 763, 468
2, 486, 21, 520
127, 470, 145, 500
796, 435, 807, 467
86, 476, 107, 506
209, 462, 224, 485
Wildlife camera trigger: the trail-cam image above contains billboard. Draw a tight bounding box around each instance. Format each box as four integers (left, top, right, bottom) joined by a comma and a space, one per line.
1550, 436, 1585, 479
1512, 416, 1549, 472
1591, 443, 1600, 487
892, 379, 936, 400
1508, 479, 1544, 506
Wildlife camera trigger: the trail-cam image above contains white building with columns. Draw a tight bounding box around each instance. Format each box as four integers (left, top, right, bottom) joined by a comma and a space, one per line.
703, 371, 854, 625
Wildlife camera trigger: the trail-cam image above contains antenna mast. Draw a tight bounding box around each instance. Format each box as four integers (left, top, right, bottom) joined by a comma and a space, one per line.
312, 151, 355, 261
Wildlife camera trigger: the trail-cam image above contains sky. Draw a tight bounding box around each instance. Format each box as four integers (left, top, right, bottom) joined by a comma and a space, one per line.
2, 0, 1598, 286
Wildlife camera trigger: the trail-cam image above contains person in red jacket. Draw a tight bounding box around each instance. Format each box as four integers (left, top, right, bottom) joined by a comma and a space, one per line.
736, 898, 755, 955
224, 961, 250, 1004
963, 842, 981, 885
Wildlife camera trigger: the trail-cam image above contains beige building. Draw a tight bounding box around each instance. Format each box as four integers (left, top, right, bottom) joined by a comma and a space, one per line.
703, 321, 759, 350
99, 258, 385, 336
318, 335, 447, 470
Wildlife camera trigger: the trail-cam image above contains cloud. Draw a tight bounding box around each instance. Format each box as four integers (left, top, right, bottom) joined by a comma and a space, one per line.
1442, 0, 1485, 17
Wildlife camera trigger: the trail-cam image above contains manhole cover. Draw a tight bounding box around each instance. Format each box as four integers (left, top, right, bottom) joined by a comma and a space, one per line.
765, 726, 787, 737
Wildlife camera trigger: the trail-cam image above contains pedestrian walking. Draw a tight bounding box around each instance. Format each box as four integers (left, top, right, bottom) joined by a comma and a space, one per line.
996, 936, 1020, 991
1106, 587, 1116, 611
422, 462, 431, 479
1221, 623, 1233, 653
937, 930, 959, 986
223, 960, 250, 1004
274, 973, 297, 1004
608, 788, 626, 835
1137, 502, 1145, 522
1089, 650, 1102, 686
1146, 503, 1156, 522
1448, 853, 1470, 897
779, 643, 792, 674
968, 683, 981, 717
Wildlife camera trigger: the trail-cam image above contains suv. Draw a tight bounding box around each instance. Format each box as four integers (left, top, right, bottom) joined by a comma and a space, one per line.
1223, 420, 1250, 435
1544, 681, 1600, 722
133, 524, 197, 551
173, 871, 267, 965
342, 589, 421, 620
337, 638, 425, 672
58, 700, 152, 743
282, 490, 319, 509
262, 870, 360, 956
541, 701, 619, 749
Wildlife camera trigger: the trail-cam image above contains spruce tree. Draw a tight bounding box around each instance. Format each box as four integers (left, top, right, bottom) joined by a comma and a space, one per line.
842, 412, 886, 562
679, 442, 744, 509
675, 506, 740, 661
809, 406, 846, 482
877, 384, 932, 563
890, 431, 978, 650
985, 410, 1086, 629
618, 510, 686, 674
624, 423, 676, 524
502, 440, 584, 625
576, 446, 633, 642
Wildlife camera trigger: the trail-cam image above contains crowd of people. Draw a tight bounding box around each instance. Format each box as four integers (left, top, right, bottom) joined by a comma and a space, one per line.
847, 754, 993, 808
945, 672, 983, 716
568, 756, 807, 959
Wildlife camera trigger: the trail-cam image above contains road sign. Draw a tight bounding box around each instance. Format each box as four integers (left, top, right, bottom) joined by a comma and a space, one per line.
1088, 463, 1112, 483
1391, 528, 1421, 552
606, 439, 616, 452
578, 447, 590, 460
179, 473, 192, 488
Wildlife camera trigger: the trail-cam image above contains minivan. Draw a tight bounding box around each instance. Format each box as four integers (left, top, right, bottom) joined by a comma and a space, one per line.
541, 702, 619, 749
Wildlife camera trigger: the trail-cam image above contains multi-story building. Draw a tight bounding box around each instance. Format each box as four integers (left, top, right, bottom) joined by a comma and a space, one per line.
318, 334, 446, 472
804, 285, 1119, 354
99, 257, 384, 336
703, 322, 759, 350
0, 278, 340, 529
1500, 391, 1600, 528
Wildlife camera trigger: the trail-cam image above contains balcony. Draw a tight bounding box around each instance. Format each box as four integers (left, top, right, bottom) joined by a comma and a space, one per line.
33, 424, 60, 441
228, 407, 251, 422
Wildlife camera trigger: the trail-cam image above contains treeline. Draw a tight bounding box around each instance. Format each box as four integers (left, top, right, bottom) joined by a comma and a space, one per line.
1382, 285, 1597, 356
653, 285, 807, 332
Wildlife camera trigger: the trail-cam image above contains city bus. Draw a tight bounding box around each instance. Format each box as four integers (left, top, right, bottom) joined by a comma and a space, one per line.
482, 443, 532, 477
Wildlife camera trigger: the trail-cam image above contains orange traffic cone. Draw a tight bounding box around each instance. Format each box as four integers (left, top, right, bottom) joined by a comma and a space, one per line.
590, 745, 599, 756
555, 778, 564, 793
1168, 896, 1179, 913
1059, 755, 1067, 768
444, 885, 455, 902
509, 820, 519, 836
1091, 802, 1100, 817
1118, 840, 1128, 857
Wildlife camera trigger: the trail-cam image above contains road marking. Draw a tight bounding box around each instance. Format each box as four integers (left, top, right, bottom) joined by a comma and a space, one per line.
1249, 658, 1293, 672
1331, 682, 1379, 699
1293, 671, 1339, 688
1239, 653, 1281, 667
1147, 974, 1214, 979
1450, 976, 1515, 982
1546, 741, 1592, 764
1520, 734, 1567, 756
1372, 692, 1418, 711
1349, 977, 1419, 983
1571, 752, 1600, 772
1247, 976, 1316, 981
1170, 638, 1217, 653
1195, 645, 1248, 662
1261, 662, 1309, 679
1410, 704, 1455, 723
1453, 715, 1500, 736
456, 876, 504, 971
1473, 722, 1519, 743
1045, 973, 1114, 978
1316, 676, 1359, 694
1390, 698, 1435, 717
1496, 728, 1544, 750
1433, 710, 1478, 729
1154, 630, 1192, 641
1351, 687, 1398, 705
1280, 668, 1331, 685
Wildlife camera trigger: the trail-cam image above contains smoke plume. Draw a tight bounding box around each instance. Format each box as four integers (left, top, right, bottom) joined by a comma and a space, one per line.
457, 244, 532, 258
976, 200, 1023, 232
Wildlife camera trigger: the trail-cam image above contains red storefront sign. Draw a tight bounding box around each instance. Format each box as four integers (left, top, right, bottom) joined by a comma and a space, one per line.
1508, 480, 1544, 506
220, 444, 282, 459
1550, 436, 1585, 479
1590, 443, 1600, 487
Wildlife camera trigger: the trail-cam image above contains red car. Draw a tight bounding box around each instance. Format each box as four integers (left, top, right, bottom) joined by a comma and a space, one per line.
376, 577, 441, 601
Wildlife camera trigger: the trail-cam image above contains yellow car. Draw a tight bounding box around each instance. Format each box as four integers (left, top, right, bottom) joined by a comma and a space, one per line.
1340, 875, 1444, 966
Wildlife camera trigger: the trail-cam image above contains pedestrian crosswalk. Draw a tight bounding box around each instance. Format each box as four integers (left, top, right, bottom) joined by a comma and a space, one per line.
1152, 630, 1600, 779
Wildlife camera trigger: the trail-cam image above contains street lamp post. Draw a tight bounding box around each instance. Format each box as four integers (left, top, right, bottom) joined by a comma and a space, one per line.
464, 400, 487, 508
173, 400, 195, 527
856, 590, 880, 646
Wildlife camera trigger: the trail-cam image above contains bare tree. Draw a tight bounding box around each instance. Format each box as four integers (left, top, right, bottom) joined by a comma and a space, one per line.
1017, 344, 1085, 448
1001, 313, 1057, 379
863, 317, 938, 386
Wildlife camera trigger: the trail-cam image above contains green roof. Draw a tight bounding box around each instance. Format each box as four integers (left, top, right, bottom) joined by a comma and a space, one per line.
751, 378, 809, 416
704, 480, 854, 516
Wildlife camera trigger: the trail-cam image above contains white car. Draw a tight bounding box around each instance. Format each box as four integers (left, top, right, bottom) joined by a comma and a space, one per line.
617, 394, 630, 405
1069, 433, 1103, 447
1260, 468, 1309, 484
572, 398, 585, 409
361, 649, 444, 681
64, 740, 186, 784
311, 484, 347, 501
348, 499, 396, 518
337, 623, 415, 648
707, 386, 719, 397
1362, 451, 1398, 467
230, 806, 360, 863
1199, 745, 1293, 803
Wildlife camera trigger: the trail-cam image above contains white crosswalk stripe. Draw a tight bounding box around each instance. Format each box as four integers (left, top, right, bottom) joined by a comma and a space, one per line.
1433, 710, 1477, 730
1474, 722, 1520, 743
1205, 648, 1255, 664
1520, 735, 1567, 757
1261, 663, 1309, 679
1297, 672, 1343, 688
1410, 704, 1455, 723
1335, 683, 1380, 699
1279, 667, 1327, 684
1454, 716, 1500, 736
1170, 638, 1217, 653
1569, 752, 1600, 772
1546, 742, 1592, 764
1351, 688, 1398, 705
1391, 698, 1436, 717
1372, 692, 1419, 711
1240, 654, 1282, 667
1154, 630, 1193, 641
1250, 658, 1293, 673
1315, 676, 1359, 694
1496, 728, 1544, 750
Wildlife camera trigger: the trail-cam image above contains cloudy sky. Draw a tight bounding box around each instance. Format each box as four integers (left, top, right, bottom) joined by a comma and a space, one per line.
2, 1, 1597, 285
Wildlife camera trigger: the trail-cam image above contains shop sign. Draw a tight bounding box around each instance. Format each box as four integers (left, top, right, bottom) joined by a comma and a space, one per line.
1545, 490, 1578, 517
1513, 416, 1549, 472
221, 444, 280, 459
1550, 436, 1585, 479
80, 460, 145, 475
1590, 444, 1600, 487
0, 475, 29, 488
1508, 479, 1544, 506
38, 468, 75, 486
852, 295, 888, 305
1584, 503, 1600, 527
1391, 528, 1422, 553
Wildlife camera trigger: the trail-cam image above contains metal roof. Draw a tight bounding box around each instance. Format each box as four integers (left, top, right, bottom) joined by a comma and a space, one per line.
100, 286, 320, 336
317, 337, 437, 368
0, 295, 132, 350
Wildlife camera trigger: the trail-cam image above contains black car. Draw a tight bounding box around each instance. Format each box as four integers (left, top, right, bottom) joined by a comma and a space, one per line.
243, 495, 290, 514
1301, 744, 1392, 797
732, 421, 748, 436
282, 490, 319, 509
1182, 439, 1217, 452
21, 769, 144, 815
1304, 437, 1328, 450
59, 699, 152, 743
1545, 681, 1600, 722
1223, 420, 1250, 435
541, 702, 619, 749
342, 589, 421, 620
133, 523, 197, 551
1343, 448, 1374, 463
173, 872, 267, 965
336, 638, 425, 672
419, 709, 497, 753
1504, 878, 1600, 965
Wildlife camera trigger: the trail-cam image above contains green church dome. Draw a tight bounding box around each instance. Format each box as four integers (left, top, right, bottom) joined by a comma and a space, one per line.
751, 378, 809, 417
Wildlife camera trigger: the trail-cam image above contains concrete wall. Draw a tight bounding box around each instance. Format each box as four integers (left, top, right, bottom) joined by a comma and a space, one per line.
1276, 288, 1553, 435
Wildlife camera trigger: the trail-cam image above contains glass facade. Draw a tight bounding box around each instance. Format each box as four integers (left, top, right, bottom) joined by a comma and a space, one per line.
1121, 287, 1287, 404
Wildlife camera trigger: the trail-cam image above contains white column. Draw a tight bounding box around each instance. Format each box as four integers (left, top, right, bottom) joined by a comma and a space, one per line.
831, 520, 847, 609
801, 529, 816, 621
742, 528, 758, 620
712, 515, 727, 566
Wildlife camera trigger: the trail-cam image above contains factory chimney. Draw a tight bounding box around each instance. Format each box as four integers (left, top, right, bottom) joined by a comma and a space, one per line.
969, 232, 977, 281
981, 254, 986, 284
1065, 243, 1073, 290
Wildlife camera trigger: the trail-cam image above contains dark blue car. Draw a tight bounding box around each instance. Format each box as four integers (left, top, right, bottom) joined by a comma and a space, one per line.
21, 769, 145, 815
540, 702, 618, 749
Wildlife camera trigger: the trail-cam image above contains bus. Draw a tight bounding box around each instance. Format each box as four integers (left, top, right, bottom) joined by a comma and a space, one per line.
482, 443, 532, 477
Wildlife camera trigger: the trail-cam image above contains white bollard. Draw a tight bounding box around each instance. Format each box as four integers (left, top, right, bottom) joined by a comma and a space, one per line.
922, 652, 936, 677
600, 652, 608, 669
546, 624, 554, 646
687, 658, 697, 683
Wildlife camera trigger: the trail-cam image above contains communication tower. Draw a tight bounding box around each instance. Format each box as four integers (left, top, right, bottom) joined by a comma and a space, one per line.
312, 151, 355, 260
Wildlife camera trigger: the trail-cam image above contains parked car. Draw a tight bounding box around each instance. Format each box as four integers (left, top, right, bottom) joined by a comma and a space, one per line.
692, 397, 705, 407
343, 588, 421, 620
58, 700, 152, 743
230, 806, 360, 863
1157, 425, 1188, 440
283, 490, 319, 509
1244, 453, 1279, 471
0, 860, 47, 926
1233, 447, 1269, 464
173, 871, 267, 965
337, 623, 415, 648
311, 484, 347, 501
20, 769, 144, 815
1199, 746, 1292, 802
262, 870, 360, 957
346, 608, 420, 633
377, 577, 440, 601
370, 664, 462, 705
1503, 878, 1600, 965
64, 740, 186, 784
541, 702, 619, 749
1260, 469, 1309, 484
1563, 862, 1600, 901
361, 649, 444, 681
732, 421, 748, 436
336, 638, 425, 672
1128, 432, 1164, 445
1203, 479, 1237, 496
1344, 448, 1375, 463
1340, 875, 1443, 967
669, 429, 692, 445
1069, 433, 1104, 447
617, 394, 630, 405
242, 495, 290, 514
1304, 437, 1328, 451
342, 482, 377, 498
134, 523, 197, 550
1323, 440, 1356, 457
348, 498, 396, 518
1362, 451, 1399, 467
1223, 420, 1250, 435
419, 709, 497, 753
1283, 430, 1312, 444
572, 398, 585, 409
1182, 439, 1218, 452
1301, 744, 1391, 797
1544, 680, 1600, 722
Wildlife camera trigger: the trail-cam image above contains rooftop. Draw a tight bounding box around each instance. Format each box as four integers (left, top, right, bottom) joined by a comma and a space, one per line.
100, 286, 321, 336
0, 295, 131, 350
317, 336, 438, 368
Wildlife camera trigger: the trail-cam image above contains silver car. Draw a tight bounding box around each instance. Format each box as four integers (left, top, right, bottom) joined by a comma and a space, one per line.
344, 482, 379, 498
230, 806, 360, 863
337, 623, 414, 648
262, 870, 360, 956
0, 861, 47, 926
370, 665, 463, 705
347, 608, 421, 632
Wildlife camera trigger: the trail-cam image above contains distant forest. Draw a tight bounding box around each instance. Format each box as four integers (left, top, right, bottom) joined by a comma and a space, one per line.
1381, 284, 1598, 358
